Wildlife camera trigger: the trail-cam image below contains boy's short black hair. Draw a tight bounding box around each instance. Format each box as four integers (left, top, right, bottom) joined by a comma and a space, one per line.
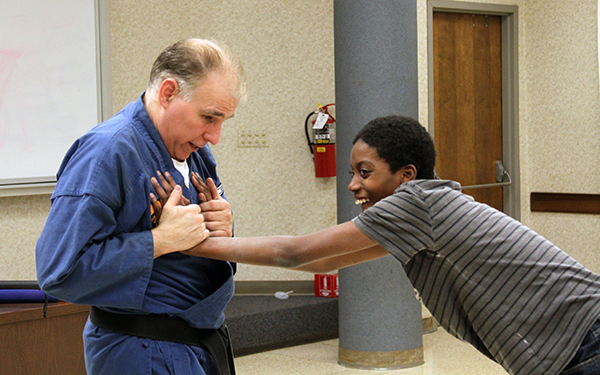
353, 115, 436, 179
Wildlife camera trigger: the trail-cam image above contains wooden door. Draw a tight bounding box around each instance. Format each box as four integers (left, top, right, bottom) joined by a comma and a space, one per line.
433, 12, 504, 210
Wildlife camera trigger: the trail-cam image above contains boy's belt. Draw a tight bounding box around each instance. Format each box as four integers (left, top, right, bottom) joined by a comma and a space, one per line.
89, 306, 235, 375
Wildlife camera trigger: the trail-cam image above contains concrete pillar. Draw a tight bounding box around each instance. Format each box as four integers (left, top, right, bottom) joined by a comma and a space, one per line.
334, 0, 423, 369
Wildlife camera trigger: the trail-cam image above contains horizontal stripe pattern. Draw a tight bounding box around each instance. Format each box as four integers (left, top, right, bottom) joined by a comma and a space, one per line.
353, 180, 600, 375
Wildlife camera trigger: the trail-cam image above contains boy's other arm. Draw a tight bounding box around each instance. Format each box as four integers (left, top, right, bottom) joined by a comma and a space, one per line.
292, 245, 390, 273
182, 221, 387, 271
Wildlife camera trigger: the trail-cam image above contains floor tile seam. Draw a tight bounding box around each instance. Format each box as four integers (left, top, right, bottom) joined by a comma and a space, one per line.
262, 347, 342, 367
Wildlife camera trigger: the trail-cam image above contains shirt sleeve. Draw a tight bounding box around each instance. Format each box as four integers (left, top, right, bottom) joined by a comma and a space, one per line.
36, 193, 154, 309
352, 189, 434, 264
35, 130, 155, 309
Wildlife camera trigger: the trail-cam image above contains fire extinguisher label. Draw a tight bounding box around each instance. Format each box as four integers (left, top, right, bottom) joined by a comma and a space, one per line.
316, 147, 326, 152
312, 112, 329, 129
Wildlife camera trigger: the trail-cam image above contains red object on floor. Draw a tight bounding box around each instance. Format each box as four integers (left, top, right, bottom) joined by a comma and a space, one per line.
314, 274, 338, 298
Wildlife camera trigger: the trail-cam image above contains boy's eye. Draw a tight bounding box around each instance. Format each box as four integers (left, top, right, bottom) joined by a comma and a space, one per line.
359, 169, 371, 178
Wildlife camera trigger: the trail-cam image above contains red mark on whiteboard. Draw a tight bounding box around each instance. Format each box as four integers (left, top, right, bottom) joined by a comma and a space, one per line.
0, 50, 21, 105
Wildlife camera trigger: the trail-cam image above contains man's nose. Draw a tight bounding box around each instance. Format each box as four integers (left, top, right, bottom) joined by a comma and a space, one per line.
203, 122, 223, 145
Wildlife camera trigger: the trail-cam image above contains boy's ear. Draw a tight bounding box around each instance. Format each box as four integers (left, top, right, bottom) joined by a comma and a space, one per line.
401, 164, 418, 182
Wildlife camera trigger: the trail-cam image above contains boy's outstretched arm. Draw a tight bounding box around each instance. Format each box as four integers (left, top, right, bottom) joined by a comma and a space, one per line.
182, 221, 389, 272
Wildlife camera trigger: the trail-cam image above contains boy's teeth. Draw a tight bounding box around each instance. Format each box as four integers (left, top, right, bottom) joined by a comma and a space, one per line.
355, 198, 369, 205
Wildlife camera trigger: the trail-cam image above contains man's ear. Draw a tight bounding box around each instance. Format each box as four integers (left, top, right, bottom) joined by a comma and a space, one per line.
157, 78, 179, 108
402, 164, 418, 182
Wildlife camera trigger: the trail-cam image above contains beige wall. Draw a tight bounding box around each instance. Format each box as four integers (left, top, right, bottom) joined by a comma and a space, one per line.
519, 0, 600, 271
512, 0, 600, 272
2, 0, 600, 281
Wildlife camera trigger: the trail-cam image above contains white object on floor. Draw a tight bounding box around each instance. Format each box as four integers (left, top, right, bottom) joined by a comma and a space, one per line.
274, 290, 294, 300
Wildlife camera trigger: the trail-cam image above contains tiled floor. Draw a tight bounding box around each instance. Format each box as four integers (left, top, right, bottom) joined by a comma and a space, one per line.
234, 328, 506, 375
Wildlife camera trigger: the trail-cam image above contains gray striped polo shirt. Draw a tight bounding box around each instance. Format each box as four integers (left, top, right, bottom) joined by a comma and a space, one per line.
353, 179, 600, 375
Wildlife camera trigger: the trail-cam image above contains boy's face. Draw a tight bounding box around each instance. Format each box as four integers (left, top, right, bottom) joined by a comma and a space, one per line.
348, 139, 406, 212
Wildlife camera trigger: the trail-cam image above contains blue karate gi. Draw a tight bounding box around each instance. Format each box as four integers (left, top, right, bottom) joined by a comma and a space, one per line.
36, 95, 235, 375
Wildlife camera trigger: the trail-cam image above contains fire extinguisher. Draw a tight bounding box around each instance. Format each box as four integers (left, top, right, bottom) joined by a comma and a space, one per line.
304, 103, 336, 178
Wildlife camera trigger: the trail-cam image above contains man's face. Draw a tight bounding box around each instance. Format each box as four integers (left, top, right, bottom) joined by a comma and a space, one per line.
157, 73, 239, 161
348, 139, 405, 212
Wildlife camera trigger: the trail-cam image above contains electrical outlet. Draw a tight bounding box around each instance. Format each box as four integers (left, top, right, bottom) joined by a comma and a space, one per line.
238, 128, 268, 148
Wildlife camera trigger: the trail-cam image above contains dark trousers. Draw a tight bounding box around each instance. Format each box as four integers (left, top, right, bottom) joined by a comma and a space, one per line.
560, 319, 600, 375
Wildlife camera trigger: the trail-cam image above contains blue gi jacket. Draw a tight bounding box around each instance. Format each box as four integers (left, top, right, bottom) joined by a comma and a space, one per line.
36, 95, 235, 375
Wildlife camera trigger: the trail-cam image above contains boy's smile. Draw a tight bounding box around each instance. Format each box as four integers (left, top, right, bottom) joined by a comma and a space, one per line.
348, 139, 405, 212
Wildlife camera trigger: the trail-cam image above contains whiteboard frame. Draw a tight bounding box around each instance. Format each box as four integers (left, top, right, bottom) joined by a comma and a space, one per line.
0, 0, 112, 197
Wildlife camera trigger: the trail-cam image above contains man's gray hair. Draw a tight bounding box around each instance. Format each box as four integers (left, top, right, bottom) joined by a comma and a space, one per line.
147, 38, 246, 102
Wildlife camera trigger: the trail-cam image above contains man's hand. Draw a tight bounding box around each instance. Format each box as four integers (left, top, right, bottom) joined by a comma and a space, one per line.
152, 185, 209, 258
192, 172, 233, 238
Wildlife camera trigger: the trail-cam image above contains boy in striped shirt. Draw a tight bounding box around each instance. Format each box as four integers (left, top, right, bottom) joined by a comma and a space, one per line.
166, 115, 600, 375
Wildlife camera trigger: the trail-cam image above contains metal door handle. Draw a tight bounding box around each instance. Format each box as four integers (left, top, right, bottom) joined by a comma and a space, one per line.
461, 161, 512, 190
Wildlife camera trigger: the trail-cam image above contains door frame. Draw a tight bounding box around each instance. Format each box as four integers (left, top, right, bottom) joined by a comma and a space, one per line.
427, 0, 520, 220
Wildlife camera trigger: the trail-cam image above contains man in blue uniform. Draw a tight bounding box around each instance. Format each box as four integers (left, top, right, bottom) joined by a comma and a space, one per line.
36, 38, 245, 375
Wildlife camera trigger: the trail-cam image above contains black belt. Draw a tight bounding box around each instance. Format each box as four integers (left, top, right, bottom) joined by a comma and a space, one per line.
90, 306, 235, 375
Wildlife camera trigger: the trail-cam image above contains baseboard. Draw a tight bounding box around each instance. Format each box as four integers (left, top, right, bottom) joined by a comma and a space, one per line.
234, 280, 314, 295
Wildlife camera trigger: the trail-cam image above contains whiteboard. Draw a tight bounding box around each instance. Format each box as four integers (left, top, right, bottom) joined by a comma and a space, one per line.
0, 0, 107, 195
